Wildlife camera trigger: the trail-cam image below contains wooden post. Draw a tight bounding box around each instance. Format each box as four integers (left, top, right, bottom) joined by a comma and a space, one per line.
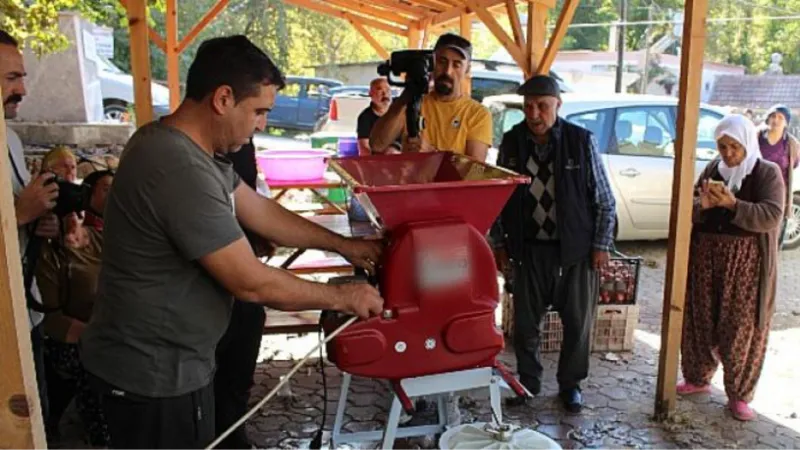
0, 88, 47, 449
166, 0, 180, 111
506, 0, 525, 48
537, 0, 579, 74
465, 0, 527, 70
526, 0, 548, 77
421, 18, 433, 48
126, 0, 154, 127
408, 26, 422, 49
460, 13, 472, 97
655, 0, 708, 420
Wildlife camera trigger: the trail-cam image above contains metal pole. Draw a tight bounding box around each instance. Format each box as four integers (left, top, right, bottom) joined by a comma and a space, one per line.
640, 6, 652, 94
615, 0, 627, 93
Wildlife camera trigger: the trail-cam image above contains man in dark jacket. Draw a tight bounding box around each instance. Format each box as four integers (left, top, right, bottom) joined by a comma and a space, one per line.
491, 75, 616, 413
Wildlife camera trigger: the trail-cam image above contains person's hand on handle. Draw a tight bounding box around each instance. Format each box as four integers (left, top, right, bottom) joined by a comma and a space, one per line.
333, 283, 384, 319
338, 238, 383, 275
16, 172, 59, 225
592, 250, 610, 270
405, 137, 435, 153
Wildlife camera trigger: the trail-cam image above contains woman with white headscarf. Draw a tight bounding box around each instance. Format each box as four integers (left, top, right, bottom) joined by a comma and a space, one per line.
678, 114, 785, 421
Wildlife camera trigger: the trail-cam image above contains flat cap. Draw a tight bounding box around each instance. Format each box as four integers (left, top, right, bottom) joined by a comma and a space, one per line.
517, 75, 560, 97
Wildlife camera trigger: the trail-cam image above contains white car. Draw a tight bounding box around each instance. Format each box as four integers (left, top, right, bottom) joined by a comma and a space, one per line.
484, 93, 800, 248
97, 57, 171, 121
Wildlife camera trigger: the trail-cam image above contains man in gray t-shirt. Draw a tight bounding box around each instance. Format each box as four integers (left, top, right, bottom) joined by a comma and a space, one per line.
80, 35, 383, 449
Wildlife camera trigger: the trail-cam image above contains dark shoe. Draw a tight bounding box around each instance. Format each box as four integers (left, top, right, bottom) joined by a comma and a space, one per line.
559, 387, 583, 413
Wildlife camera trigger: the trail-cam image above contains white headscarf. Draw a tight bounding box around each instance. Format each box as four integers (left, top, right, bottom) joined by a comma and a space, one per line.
714, 114, 762, 192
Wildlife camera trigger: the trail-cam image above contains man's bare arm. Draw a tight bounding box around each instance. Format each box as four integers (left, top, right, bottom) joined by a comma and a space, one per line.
465, 140, 489, 162
234, 183, 345, 252
199, 238, 382, 318
370, 95, 408, 153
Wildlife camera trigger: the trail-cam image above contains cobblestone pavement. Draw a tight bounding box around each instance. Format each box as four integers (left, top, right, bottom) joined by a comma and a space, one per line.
54, 243, 800, 449
244, 242, 800, 449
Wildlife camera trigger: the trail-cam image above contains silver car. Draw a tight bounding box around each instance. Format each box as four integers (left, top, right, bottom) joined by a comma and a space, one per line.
484, 93, 800, 248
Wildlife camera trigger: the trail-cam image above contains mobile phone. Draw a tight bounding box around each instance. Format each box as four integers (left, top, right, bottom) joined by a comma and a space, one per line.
707, 179, 725, 189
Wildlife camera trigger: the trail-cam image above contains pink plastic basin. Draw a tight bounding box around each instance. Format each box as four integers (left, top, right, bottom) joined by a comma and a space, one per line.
256, 149, 334, 182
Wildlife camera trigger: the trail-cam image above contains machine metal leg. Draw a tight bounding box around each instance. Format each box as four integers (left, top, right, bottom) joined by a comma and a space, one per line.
331, 372, 352, 447
381, 397, 403, 449
489, 375, 503, 426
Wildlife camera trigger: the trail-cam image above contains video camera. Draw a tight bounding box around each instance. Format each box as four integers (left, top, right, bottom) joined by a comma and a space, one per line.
44, 173, 91, 218
377, 50, 434, 138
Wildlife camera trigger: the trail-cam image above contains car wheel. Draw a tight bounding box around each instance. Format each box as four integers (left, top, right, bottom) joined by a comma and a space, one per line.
783, 193, 800, 250
103, 100, 129, 122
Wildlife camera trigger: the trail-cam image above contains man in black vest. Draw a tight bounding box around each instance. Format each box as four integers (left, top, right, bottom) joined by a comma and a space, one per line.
491, 75, 616, 413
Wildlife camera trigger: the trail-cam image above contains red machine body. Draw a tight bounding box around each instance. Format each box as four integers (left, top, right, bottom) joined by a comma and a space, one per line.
324, 152, 529, 380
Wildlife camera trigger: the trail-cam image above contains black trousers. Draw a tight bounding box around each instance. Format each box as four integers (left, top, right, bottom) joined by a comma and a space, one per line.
31, 325, 50, 426
511, 242, 598, 393
91, 374, 215, 449
214, 300, 266, 449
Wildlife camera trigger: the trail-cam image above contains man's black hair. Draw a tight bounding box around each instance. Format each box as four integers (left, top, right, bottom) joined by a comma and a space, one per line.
185, 35, 285, 103
0, 29, 19, 47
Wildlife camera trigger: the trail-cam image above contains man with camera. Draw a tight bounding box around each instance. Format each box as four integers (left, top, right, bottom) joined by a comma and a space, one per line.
369, 33, 492, 162
2, 29, 60, 424
79, 35, 384, 449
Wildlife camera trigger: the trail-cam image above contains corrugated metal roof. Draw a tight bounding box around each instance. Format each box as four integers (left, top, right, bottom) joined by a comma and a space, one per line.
709, 75, 800, 109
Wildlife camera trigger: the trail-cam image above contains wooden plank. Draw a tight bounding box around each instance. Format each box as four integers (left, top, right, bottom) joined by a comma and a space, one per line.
464, 0, 527, 70
118, 0, 166, 52
177, 0, 230, 53
537, 0, 579, 74
526, 0, 548, 76
283, 0, 408, 35
365, 0, 432, 19
506, 0, 525, 48
654, 0, 709, 420
460, 13, 472, 96
326, 0, 412, 26
0, 87, 47, 449
348, 16, 390, 59
165, 0, 180, 111
407, 0, 448, 13
126, 0, 154, 126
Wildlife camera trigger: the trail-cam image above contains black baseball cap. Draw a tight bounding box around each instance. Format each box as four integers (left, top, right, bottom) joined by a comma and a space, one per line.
517, 75, 561, 98
433, 33, 473, 60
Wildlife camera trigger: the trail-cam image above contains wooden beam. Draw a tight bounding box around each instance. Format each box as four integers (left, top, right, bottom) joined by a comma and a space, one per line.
165, 0, 180, 111
283, 0, 408, 35
348, 16, 390, 60
506, 0, 525, 48
526, 0, 548, 76
460, 13, 472, 96
464, 0, 527, 70
118, 0, 166, 52
0, 88, 47, 449
325, 0, 412, 26
431, 0, 507, 26
432, 0, 555, 27
655, 0, 709, 420
409, 0, 449, 13
177, 0, 230, 53
126, 0, 154, 126
537, 0, 578, 74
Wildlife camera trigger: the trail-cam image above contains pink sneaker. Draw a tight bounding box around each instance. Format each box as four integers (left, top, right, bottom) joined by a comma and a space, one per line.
729, 400, 756, 421
676, 382, 712, 395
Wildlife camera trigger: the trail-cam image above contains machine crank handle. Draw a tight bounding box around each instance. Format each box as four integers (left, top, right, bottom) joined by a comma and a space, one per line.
391, 380, 416, 414
494, 362, 532, 398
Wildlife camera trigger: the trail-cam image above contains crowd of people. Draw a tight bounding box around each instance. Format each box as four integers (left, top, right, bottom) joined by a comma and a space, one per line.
1, 23, 795, 448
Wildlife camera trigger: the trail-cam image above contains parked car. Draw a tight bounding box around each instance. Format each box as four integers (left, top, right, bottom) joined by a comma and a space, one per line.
267, 76, 343, 131
314, 70, 572, 136
97, 57, 171, 121
483, 92, 800, 248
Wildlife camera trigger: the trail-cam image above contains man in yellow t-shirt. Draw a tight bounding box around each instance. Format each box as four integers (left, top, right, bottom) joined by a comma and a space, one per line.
369, 33, 493, 162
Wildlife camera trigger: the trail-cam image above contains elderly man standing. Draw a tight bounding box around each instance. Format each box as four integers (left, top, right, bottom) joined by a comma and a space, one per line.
491, 75, 616, 413
356, 78, 397, 155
